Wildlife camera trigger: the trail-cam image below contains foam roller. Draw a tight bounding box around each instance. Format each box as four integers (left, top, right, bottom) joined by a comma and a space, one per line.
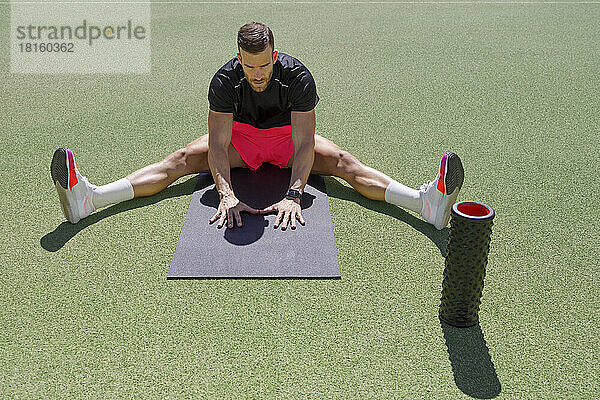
439, 201, 495, 327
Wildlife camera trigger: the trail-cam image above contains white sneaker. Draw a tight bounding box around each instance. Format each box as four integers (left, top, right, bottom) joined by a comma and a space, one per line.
420, 152, 464, 230
50, 147, 96, 224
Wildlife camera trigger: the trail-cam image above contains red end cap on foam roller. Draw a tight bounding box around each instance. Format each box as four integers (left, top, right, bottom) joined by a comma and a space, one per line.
452, 201, 495, 220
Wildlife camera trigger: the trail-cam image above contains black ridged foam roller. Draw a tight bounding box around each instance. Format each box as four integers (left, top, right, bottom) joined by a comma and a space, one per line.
440, 201, 495, 327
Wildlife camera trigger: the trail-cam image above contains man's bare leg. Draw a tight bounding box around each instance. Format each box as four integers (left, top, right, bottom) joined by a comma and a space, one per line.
303, 135, 423, 214
303, 134, 465, 230
125, 134, 246, 198
52, 135, 248, 223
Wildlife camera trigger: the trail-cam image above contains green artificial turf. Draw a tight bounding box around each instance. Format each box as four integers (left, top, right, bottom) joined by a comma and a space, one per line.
1, 1, 599, 398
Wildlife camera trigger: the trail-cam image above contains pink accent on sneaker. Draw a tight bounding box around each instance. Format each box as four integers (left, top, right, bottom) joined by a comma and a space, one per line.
67, 149, 78, 190
437, 153, 447, 195
423, 202, 431, 219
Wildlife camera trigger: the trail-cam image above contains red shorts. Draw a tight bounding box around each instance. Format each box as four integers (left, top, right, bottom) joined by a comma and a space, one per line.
230, 121, 294, 171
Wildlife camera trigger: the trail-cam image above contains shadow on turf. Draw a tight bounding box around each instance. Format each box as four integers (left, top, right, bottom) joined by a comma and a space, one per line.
197, 168, 319, 246
441, 320, 502, 399
40, 176, 199, 252
42, 174, 449, 253
324, 177, 449, 256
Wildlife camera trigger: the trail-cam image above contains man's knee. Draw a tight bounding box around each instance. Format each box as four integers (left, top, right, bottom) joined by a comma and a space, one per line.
335, 150, 360, 176
163, 148, 191, 176
319, 149, 361, 178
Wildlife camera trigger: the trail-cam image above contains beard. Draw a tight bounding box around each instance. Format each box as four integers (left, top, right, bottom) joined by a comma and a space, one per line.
248, 69, 273, 92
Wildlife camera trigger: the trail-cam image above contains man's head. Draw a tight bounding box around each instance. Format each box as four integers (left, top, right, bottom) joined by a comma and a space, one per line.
237, 22, 278, 93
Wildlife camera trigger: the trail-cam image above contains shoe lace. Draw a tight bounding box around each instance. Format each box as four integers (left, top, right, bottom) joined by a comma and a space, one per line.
420, 181, 434, 192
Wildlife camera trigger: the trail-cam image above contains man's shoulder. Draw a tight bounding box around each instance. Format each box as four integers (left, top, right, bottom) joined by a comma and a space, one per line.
212, 57, 244, 87
277, 52, 310, 72
277, 52, 315, 85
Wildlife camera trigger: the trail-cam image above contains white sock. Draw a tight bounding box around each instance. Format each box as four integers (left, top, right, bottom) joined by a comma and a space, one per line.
384, 180, 423, 214
92, 178, 135, 210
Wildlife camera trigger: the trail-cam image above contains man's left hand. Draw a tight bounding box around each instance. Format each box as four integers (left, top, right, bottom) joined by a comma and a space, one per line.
261, 198, 305, 230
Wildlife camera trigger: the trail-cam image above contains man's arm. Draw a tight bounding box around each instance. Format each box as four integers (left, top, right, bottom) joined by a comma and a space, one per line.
263, 109, 316, 230
207, 110, 258, 228
289, 109, 316, 195
208, 110, 234, 198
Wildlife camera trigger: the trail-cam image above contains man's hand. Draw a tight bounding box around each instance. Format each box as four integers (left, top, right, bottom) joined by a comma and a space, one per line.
210, 194, 259, 229
262, 198, 305, 230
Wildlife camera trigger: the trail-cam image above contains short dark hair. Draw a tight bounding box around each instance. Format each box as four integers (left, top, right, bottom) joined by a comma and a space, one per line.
237, 22, 274, 54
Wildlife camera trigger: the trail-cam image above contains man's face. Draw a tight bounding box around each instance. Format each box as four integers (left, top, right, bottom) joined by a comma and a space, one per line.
237, 47, 278, 93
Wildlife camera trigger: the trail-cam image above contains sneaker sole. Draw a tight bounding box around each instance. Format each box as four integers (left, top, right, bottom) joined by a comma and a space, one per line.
51, 147, 78, 223
439, 152, 464, 228
51, 147, 69, 189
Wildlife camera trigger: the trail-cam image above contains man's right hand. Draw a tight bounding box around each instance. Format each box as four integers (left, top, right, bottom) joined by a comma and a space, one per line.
209, 194, 259, 229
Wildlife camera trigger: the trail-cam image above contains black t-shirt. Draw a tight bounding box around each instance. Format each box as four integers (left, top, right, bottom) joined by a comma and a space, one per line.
208, 52, 319, 129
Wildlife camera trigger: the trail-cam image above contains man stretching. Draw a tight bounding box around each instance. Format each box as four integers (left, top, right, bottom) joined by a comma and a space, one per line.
50, 22, 464, 231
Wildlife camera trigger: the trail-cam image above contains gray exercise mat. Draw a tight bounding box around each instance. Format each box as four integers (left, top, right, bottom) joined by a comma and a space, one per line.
168, 164, 341, 279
